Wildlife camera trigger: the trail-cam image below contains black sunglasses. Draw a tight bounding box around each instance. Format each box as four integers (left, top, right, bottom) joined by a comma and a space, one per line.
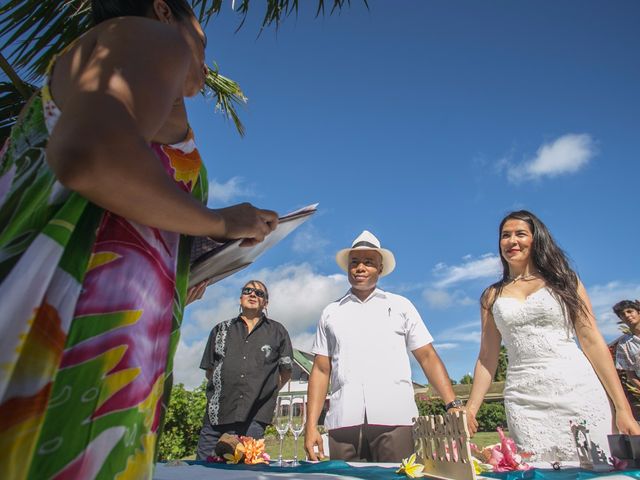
241, 287, 266, 299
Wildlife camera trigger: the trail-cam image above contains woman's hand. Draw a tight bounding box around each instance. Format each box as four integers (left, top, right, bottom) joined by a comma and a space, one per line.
215, 203, 278, 246
186, 280, 208, 305
616, 410, 640, 435
466, 408, 479, 436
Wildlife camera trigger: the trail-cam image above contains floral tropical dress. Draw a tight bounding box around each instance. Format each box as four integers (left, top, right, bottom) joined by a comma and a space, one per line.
0, 71, 207, 479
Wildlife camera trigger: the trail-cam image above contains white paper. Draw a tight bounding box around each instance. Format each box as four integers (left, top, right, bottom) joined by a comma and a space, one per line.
188, 203, 317, 288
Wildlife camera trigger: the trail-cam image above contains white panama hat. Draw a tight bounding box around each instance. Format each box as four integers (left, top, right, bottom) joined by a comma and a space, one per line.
335, 230, 396, 277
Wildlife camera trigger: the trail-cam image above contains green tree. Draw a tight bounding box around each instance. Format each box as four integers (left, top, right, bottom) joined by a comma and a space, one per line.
0, 0, 367, 141
459, 373, 473, 385
494, 345, 508, 382
475, 402, 507, 432
415, 395, 446, 417
157, 382, 207, 460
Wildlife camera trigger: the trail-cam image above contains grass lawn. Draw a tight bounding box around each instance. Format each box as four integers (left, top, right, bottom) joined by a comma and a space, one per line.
470, 431, 503, 448
263, 430, 505, 461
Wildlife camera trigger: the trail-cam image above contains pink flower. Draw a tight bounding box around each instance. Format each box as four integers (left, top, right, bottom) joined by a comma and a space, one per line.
471, 428, 532, 472
206, 455, 225, 463
610, 456, 628, 471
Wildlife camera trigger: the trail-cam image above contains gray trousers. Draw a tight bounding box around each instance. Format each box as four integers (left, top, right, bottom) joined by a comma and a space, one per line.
196, 413, 267, 461
328, 420, 414, 462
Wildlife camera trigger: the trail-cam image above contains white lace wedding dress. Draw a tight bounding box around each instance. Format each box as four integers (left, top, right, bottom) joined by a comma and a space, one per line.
492, 287, 612, 462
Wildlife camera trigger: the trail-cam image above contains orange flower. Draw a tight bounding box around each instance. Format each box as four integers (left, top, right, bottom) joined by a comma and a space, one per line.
239, 436, 267, 464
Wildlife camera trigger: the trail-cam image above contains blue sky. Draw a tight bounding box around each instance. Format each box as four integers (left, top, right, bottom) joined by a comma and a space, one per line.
174, 0, 640, 388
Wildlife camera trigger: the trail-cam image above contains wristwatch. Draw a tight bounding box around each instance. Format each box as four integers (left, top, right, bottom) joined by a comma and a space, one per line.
445, 399, 464, 411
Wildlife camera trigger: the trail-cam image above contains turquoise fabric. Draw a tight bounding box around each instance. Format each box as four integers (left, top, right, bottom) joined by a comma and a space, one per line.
187, 460, 640, 479
483, 468, 640, 479
189, 460, 396, 478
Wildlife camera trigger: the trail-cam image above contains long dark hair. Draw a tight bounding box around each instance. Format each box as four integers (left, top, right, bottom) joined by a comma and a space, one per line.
483, 210, 587, 326
92, 0, 194, 25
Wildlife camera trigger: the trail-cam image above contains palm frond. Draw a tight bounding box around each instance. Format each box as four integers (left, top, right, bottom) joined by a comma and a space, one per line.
191, 0, 368, 29
0, 0, 91, 82
0, 80, 37, 144
204, 65, 247, 137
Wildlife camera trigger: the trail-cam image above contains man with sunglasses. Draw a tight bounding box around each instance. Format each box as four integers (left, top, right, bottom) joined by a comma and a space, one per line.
196, 280, 293, 460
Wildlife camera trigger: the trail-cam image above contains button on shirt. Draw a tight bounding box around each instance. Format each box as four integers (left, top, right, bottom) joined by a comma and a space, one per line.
311, 288, 433, 430
200, 316, 293, 425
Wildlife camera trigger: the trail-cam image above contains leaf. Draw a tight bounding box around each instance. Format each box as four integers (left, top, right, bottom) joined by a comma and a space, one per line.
0, 0, 92, 82
0, 80, 37, 145
203, 65, 247, 136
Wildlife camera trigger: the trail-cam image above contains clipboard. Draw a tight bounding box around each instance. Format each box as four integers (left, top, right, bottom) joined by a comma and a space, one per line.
188, 203, 318, 288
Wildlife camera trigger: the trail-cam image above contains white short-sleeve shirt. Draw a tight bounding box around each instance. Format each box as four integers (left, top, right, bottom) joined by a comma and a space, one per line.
616, 334, 640, 376
311, 288, 433, 430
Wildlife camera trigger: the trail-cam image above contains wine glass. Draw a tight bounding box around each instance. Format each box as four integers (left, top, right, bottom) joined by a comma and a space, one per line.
273, 396, 291, 467
290, 395, 306, 467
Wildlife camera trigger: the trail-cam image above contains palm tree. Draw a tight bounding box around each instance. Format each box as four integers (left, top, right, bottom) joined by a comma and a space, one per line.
0, 0, 367, 142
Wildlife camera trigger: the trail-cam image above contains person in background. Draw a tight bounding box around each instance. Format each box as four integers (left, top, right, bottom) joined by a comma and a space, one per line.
304, 231, 460, 463
196, 280, 293, 460
0, 1, 277, 478
466, 210, 639, 463
611, 300, 640, 420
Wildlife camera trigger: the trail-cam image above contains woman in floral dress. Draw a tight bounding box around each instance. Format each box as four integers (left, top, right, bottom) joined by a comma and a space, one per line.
0, 1, 277, 478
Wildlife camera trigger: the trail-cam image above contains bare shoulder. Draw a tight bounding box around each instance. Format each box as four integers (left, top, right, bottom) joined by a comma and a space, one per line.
481, 285, 498, 305
94, 16, 190, 57
53, 16, 190, 99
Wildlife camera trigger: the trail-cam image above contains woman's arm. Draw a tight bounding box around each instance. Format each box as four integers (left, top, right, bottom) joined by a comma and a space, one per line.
46, 18, 276, 241
466, 289, 502, 435
574, 281, 640, 434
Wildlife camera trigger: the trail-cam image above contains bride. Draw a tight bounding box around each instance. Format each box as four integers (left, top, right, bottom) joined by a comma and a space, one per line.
466, 210, 639, 462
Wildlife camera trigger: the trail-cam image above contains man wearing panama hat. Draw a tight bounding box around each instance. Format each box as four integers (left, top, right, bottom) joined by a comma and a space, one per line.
304, 231, 460, 462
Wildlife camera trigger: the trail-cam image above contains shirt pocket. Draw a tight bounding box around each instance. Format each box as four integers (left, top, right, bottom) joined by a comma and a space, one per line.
385, 310, 407, 340
256, 343, 277, 365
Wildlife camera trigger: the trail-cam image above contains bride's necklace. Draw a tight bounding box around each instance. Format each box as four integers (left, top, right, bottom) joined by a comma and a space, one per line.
507, 272, 538, 283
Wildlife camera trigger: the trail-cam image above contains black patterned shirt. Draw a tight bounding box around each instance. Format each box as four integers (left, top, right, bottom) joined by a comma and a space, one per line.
200, 315, 293, 425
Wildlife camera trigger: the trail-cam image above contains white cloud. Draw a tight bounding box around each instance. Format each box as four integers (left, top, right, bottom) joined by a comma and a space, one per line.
290, 332, 316, 353
433, 342, 459, 351
174, 263, 348, 389
422, 288, 474, 309
423, 289, 453, 309
432, 254, 502, 288
190, 291, 240, 334
507, 133, 595, 183
435, 320, 482, 344
207, 177, 255, 206
291, 224, 330, 255
173, 338, 208, 389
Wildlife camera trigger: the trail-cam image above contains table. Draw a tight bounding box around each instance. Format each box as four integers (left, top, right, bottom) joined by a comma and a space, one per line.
153, 460, 640, 480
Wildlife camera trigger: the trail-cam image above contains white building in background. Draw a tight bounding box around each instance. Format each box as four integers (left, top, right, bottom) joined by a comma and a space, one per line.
278, 349, 329, 424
